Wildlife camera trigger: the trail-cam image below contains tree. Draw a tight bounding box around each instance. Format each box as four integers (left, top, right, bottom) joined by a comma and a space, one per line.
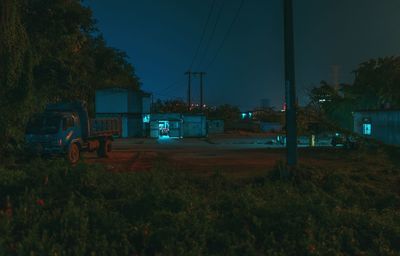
153, 99, 188, 113
351, 56, 400, 109
0, 0, 141, 160
307, 81, 354, 131
208, 104, 241, 122
22, 0, 140, 108
0, 0, 34, 158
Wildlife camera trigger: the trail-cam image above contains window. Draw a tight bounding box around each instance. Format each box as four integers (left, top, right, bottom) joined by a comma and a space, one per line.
362, 123, 372, 135
63, 117, 74, 130
143, 114, 150, 123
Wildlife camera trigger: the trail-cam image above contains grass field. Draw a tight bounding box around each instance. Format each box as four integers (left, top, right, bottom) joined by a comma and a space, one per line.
0, 146, 399, 255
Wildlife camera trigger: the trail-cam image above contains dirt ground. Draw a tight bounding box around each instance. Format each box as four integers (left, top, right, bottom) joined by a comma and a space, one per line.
84, 137, 356, 177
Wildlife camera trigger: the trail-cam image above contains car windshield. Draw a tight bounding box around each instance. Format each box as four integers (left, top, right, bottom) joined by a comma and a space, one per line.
26, 115, 61, 135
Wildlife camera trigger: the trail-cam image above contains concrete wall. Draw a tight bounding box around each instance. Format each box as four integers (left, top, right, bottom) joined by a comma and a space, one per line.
183, 115, 207, 137
353, 110, 400, 145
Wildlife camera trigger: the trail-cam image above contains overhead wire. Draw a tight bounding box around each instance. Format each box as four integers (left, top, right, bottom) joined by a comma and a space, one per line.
197, 0, 226, 70
188, 0, 216, 70
205, 0, 245, 71
155, 0, 217, 101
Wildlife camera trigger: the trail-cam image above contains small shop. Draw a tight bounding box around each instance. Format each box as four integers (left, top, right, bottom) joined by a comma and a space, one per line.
150, 113, 183, 138
149, 113, 207, 138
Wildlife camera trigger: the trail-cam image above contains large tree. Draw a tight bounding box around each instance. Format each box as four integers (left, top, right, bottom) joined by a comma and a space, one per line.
23, 0, 140, 107
0, 0, 141, 159
0, 0, 33, 158
351, 56, 400, 109
307, 81, 354, 131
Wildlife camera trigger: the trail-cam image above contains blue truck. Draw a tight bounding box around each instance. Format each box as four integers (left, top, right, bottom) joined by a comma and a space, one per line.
25, 101, 121, 164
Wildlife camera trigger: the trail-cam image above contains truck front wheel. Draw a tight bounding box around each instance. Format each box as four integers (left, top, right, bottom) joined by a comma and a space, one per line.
97, 139, 111, 158
67, 143, 80, 164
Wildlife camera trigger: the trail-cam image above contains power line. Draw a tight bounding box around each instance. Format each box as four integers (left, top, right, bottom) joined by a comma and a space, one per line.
205, 0, 244, 71
158, 79, 186, 93
188, 0, 216, 70
156, 0, 215, 102
197, 0, 226, 70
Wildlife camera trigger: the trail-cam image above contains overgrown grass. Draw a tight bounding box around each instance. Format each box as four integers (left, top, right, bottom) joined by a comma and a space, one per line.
0, 150, 399, 255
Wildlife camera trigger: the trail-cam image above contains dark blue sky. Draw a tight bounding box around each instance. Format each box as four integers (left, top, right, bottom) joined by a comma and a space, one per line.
87, 0, 400, 110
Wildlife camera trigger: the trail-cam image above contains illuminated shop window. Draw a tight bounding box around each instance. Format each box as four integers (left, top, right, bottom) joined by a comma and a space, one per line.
362, 123, 372, 135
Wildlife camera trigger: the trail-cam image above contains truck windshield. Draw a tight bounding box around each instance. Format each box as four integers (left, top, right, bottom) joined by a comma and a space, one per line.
26, 116, 61, 135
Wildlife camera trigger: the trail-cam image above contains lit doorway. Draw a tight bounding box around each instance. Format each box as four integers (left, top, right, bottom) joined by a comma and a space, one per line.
159, 120, 169, 137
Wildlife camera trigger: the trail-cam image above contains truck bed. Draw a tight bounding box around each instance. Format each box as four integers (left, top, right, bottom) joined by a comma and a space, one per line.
89, 118, 121, 137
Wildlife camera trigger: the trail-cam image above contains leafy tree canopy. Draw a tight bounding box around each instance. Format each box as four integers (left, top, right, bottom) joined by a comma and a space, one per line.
0, 0, 140, 157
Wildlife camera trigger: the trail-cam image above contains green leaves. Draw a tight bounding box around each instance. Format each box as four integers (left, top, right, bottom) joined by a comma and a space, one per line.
0, 156, 399, 255
352, 56, 400, 108
0, 0, 141, 160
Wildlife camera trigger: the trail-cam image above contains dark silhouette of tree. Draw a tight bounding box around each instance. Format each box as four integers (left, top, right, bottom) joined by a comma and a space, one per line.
0, 0, 33, 158
351, 56, 400, 108
0, 0, 141, 158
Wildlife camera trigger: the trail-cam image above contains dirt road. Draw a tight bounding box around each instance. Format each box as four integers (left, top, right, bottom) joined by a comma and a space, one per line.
84, 137, 349, 177
84, 137, 285, 176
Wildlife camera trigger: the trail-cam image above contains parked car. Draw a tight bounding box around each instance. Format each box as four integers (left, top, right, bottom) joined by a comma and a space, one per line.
331, 133, 358, 148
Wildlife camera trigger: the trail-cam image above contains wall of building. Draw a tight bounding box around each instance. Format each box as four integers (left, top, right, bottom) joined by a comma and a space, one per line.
353, 110, 400, 145
95, 88, 149, 138
96, 88, 129, 113
183, 115, 207, 137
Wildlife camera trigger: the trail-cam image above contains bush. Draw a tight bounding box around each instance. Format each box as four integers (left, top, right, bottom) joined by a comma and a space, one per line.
0, 156, 399, 255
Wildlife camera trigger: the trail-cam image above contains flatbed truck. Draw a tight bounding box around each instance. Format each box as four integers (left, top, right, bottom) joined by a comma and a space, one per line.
25, 101, 121, 164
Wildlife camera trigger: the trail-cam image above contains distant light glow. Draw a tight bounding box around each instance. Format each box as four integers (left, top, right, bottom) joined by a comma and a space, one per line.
241, 113, 247, 119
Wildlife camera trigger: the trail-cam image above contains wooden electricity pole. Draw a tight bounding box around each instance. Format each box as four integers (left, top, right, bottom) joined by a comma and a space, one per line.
185, 71, 192, 111
193, 72, 206, 109
284, 0, 298, 171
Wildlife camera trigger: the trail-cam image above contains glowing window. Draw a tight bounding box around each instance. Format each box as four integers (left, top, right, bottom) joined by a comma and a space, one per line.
143, 114, 150, 123
363, 123, 372, 135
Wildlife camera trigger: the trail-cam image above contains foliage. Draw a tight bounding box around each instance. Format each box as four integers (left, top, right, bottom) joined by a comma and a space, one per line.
308, 56, 400, 132
0, 0, 34, 160
252, 108, 284, 123
0, 151, 399, 255
152, 99, 189, 113
307, 81, 355, 131
208, 104, 241, 122
351, 56, 400, 109
0, 0, 140, 159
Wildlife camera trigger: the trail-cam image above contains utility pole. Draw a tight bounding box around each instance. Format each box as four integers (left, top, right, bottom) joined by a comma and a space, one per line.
284, 0, 297, 171
193, 72, 206, 109
185, 71, 192, 111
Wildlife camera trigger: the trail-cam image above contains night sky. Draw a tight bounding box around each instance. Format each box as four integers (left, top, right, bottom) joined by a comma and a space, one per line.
86, 0, 400, 110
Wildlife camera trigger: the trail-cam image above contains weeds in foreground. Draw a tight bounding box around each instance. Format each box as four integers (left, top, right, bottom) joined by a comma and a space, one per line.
0, 155, 399, 255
